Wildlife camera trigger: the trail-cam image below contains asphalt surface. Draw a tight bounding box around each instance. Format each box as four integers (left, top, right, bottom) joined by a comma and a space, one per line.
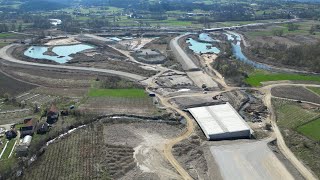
0, 44, 146, 81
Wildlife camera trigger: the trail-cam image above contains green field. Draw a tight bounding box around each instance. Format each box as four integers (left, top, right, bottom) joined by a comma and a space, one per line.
272, 98, 319, 129
245, 71, 320, 86
308, 87, 320, 96
297, 118, 320, 141
0, 33, 17, 38
272, 98, 320, 177
0, 140, 16, 159
88, 88, 147, 98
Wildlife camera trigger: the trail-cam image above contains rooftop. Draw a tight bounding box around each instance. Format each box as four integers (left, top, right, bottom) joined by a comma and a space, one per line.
188, 103, 251, 139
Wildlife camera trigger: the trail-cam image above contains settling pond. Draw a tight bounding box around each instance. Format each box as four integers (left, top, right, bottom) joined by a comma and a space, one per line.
187, 37, 220, 54
24, 44, 94, 63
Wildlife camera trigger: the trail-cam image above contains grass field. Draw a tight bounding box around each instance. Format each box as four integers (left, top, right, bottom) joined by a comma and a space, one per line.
0, 33, 17, 38
246, 20, 320, 37
245, 71, 320, 86
307, 87, 320, 96
297, 118, 320, 141
0, 140, 16, 160
88, 88, 147, 98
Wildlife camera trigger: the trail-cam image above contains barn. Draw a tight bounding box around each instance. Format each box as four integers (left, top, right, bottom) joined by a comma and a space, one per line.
188, 103, 252, 140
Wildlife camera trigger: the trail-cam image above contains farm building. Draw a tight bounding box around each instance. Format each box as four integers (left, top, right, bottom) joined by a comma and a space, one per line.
20, 118, 37, 138
47, 105, 59, 124
16, 135, 33, 157
188, 103, 252, 140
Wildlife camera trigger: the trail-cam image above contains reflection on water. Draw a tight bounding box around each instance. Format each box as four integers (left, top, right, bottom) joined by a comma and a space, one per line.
199, 33, 219, 42
24, 44, 94, 63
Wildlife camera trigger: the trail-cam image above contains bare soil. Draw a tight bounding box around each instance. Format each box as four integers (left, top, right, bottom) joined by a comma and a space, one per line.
103, 121, 184, 179
0, 70, 36, 97
271, 86, 320, 104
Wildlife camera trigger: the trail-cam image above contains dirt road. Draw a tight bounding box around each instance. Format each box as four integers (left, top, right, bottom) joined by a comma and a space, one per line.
261, 84, 319, 180
0, 44, 146, 81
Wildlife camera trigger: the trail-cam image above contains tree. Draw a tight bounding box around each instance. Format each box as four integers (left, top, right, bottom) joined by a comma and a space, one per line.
272, 29, 284, 36
18, 24, 22, 32
287, 23, 299, 31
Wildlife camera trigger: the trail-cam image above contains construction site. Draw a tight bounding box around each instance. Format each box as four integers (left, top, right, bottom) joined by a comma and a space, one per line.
0, 19, 319, 180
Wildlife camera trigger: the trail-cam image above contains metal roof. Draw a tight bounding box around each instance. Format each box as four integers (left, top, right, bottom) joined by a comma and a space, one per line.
188, 103, 251, 139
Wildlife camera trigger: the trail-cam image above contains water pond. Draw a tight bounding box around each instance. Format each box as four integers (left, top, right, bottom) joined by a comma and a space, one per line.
187, 38, 220, 54
198, 33, 219, 42
24, 44, 94, 63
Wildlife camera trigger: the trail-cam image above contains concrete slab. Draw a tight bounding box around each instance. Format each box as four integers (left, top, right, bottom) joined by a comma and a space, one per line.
210, 140, 294, 180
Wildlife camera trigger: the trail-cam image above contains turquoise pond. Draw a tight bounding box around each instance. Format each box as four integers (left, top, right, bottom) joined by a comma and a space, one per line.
24, 44, 94, 63
198, 33, 218, 42
187, 38, 220, 54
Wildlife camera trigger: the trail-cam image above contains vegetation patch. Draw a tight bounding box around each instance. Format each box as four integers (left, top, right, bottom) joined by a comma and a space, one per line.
245, 71, 320, 87
88, 88, 147, 98
307, 87, 320, 96
272, 98, 320, 177
297, 118, 320, 141
0, 140, 16, 160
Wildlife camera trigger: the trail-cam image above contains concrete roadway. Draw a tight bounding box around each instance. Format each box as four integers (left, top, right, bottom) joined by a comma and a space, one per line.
211, 139, 294, 180
0, 44, 146, 81
169, 34, 199, 71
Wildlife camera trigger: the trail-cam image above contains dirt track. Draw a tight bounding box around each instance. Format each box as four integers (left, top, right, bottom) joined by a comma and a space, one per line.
0, 44, 146, 81
262, 84, 320, 180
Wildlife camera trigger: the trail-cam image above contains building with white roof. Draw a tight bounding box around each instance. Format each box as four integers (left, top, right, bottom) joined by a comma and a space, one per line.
188, 103, 252, 140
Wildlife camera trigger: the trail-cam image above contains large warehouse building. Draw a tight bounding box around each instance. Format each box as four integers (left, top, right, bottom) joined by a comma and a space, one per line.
188, 103, 252, 140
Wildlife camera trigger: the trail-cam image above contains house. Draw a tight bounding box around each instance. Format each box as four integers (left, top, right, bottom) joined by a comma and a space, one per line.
47, 105, 59, 124
20, 118, 37, 138
20, 126, 35, 138
37, 122, 49, 134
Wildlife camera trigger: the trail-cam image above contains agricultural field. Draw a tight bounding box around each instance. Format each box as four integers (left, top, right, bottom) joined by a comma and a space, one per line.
0, 71, 36, 97
245, 20, 320, 38
307, 87, 320, 96
80, 96, 159, 116
271, 86, 320, 104
272, 98, 319, 129
88, 88, 147, 98
22, 125, 111, 179
245, 71, 320, 87
297, 118, 320, 141
272, 98, 320, 177
22, 120, 183, 179
82, 88, 161, 116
